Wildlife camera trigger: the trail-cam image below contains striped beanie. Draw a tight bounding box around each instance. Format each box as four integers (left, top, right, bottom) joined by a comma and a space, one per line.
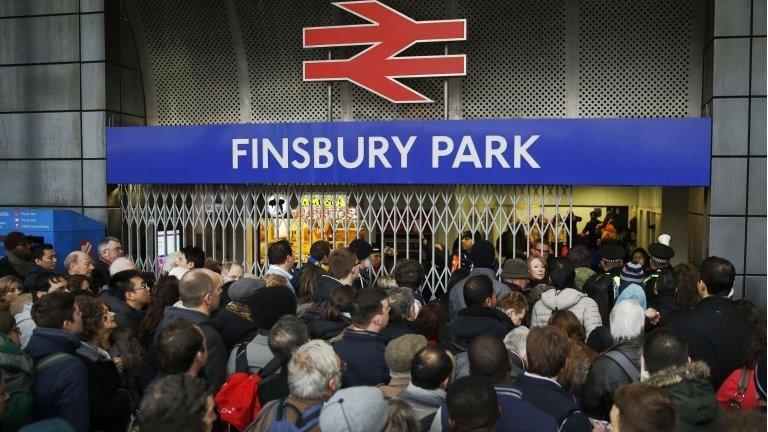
620, 261, 644, 285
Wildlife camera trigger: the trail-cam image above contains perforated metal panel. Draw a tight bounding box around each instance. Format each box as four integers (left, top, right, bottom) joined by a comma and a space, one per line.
122, 184, 573, 298
578, 0, 694, 117
235, 0, 333, 122
457, 0, 567, 118
136, 0, 240, 125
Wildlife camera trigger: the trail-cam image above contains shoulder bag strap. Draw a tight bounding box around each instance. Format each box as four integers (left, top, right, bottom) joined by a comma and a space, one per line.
35, 352, 74, 373
234, 343, 249, 373
604, 350, 640, 382
296, 403, 323, 431
736, 367, 750, 395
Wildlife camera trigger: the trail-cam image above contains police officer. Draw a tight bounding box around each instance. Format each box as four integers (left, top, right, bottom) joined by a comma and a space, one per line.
643, 242, 675, 301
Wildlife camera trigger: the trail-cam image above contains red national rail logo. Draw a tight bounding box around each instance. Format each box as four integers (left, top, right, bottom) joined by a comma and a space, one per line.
303, 1, 467, 103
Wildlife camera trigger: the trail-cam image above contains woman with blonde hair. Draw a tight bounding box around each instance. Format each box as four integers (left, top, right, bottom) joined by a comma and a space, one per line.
0, 276, 21, 311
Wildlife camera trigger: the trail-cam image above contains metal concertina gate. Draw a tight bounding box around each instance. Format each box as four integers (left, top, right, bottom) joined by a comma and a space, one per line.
121, 184, 573, 299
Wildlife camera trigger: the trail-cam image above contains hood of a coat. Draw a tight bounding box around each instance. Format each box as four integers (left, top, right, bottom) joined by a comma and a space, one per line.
24, 327, 81, 360
646, 361, 720, 425
540, 288, 588, 311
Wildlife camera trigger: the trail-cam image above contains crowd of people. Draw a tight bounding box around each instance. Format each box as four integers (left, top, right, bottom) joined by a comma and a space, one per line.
0, 227, 763, 432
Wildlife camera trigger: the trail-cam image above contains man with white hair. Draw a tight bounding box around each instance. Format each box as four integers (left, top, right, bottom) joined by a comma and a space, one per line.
109, 257, 136, 276
503, 326, 529, 377
581, 299, 645, 420
247, 340, 342, 431
92, 237, 123, 292
64, 251, 94, 279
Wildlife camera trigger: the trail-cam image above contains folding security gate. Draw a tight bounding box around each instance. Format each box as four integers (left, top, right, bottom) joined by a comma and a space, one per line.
121, 184, 573, 299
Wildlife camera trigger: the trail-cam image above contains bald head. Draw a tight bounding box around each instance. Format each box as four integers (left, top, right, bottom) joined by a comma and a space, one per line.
411, 346, 453, 390
65, 251, 94, 277
179, 269, 223, 312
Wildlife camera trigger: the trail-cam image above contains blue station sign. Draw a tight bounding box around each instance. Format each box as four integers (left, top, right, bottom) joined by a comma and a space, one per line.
106, 118, 711, 186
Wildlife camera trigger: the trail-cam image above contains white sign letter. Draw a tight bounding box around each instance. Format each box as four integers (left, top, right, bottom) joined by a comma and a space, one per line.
291, 137, 310, 169
432, 136, 453, 168
232, 138, 248, 169
338, 137, 365, 168
485, 135, 510, 168
452, 136, 482, 168
313, 137, 334, 168
392, 136, 416, 168
368, 136, 392, 168
514, 135, 540, 168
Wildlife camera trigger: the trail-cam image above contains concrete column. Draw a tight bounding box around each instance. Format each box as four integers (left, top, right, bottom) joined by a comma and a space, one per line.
700, 0, 766, 307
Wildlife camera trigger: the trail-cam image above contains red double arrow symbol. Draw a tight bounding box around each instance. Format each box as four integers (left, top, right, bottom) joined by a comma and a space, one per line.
303, 1, 466, 103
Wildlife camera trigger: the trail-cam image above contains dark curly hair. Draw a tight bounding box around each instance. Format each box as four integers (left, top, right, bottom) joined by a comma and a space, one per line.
76, 295, 106, 345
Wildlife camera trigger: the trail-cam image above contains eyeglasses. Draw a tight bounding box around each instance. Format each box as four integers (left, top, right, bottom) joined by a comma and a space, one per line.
132, 282, 149, 292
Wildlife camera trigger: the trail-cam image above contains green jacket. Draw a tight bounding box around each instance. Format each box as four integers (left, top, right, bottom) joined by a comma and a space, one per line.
645, 361, 724, 432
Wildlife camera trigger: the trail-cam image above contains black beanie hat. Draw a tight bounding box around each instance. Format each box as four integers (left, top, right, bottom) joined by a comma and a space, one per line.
246, 286, 297, 330
470, 239, 496, 268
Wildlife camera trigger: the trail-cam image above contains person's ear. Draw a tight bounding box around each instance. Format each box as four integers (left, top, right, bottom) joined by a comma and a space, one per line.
203, 292, 213, 306
328, 376, 340, 394
440, 376, 451, 390
687, 356, 692, 364
697, 280, 708, 296
448, 419, 457, 432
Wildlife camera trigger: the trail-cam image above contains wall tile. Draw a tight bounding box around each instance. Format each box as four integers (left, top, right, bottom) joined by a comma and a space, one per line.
752, 37, 766, 95
755, 0, 767, 35
81, 62, 106, 110
709, 216, 746, 273
82, 111, 105, 158
713, 38, 751, 96
751, 98, 766, 155
732, 276, 745, 299
709, 158, 748, 214
746, 217, 766, 273
83, 160, 106, 206
0, 160, 81, 206
0, 1, 78, 17
0, 64, 80, 111
714, 0, 751, 37
0, 16, 79, 65
745, 276, 766, 312
712, 98, 749, 155
81, 0, 105, 13
748, 157, 766, 215
81, 13, 105, 62
0, 113, 80, 158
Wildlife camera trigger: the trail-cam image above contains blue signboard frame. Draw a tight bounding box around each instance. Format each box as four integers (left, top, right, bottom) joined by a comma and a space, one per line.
106, 118, 711, 186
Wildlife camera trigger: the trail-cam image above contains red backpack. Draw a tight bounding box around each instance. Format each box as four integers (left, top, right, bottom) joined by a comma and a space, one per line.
215, 344, 280, 431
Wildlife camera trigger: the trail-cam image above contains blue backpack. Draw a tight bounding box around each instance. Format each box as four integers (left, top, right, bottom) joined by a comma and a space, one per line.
266, 399, 323, 432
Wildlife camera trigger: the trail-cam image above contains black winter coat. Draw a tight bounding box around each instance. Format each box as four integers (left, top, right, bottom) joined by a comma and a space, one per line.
379, 318, 423, 342
439, 306, 514, 353
513, 374, 592, 432
667, 296, 753, 389
332, 329, 389, 387
75, 343, 132, 432
212, 307, 259, 353
313, 275, 343, 302
91, 257, 111, 293
581, 336, 643, 420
